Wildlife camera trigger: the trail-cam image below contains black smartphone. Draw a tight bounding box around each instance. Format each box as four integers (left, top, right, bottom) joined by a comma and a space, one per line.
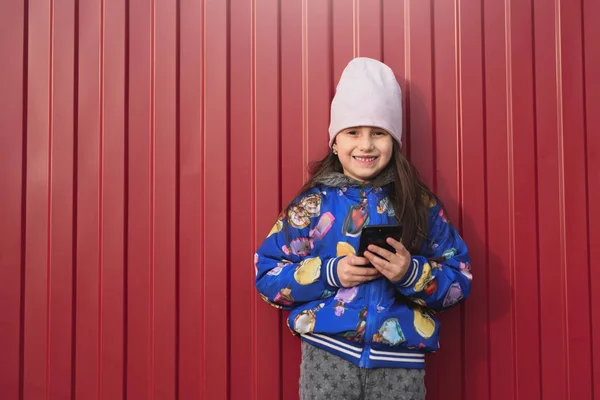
357, 224, 403, 262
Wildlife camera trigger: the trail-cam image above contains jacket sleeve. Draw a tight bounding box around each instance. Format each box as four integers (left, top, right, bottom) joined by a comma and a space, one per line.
255, 192, 342, 310
394, 203, 472, 311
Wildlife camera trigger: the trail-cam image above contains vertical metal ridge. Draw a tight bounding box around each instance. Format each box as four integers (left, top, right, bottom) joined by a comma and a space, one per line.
429, 0, 437, 191
529, 0, 544, 397
19, 0, 30, 397
250, 0, 257, 397
503, 0, 519, 397
225, 0, 232, 398
149, 0, 156, 397
174, 0, 181, 396
554, 0, 569, 396
98, 0, 105, 397
199, 0, 206, 396
580, 0, 595, 396
70, 0, 80, 397
379, 0, 384, 61
353, 0, 358, 56
454, 0, 467, 395
277, 0, 284, 397
403, 0, 411, 157
46, 1, 55, 398
301, 0, 308, 181
122, 0, 131, 397
479, 0, 492, 397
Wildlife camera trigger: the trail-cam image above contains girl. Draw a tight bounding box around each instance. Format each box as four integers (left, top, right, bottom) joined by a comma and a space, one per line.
255, 58, 472, 400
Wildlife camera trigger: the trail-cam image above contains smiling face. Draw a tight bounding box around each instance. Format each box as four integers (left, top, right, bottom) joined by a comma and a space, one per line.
332, 126, 394, 182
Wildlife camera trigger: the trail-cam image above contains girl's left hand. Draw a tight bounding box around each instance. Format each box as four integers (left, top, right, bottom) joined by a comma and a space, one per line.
364, 237, 411, 283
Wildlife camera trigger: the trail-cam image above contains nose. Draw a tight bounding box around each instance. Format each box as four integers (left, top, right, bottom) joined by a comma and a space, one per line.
358, 134, 374, 152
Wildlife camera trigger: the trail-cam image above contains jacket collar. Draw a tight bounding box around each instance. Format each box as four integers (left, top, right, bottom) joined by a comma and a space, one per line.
313, 167, 395, 189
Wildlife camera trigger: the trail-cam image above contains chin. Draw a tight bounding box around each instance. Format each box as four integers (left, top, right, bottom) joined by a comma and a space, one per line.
350, 170, 382, 182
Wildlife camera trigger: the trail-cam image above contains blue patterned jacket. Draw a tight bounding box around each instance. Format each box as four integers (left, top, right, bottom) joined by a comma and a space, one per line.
254, 173, 472, 369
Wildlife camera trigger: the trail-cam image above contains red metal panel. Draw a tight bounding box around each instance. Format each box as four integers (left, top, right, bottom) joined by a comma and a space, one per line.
229, 0, 254, 399
357, 0, 382, 61
48, 0, 76, 398
203, 0, 229, 399
154, 0, 178, 398
0, 1, 26, 398
100, 1, 126, 398
584, 2, 600, 399
304, 0, 332, 160
23, 0, 52, 397
280, 2, 305, 399
254, 0, 282, 399
507, 0, 541, 399
178, 0, 204, 398
127, 0, 153, 397
75, 0, 102, 398
457, 1, 489, 399
381, 0, 407, 151
533, 1, 569, 398
2, 1, 600, 399
483, 1, 516, 399
332, 0, 354, 85
558, 2, 593, 399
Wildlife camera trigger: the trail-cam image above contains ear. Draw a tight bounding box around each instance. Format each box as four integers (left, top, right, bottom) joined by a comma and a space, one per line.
332, 143, 338, 155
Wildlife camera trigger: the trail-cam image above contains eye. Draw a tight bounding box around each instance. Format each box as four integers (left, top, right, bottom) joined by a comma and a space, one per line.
346, 130, 358, 136
373, 131, 387, 136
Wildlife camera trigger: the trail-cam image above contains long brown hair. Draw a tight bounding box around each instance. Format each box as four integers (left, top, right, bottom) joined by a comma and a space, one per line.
285, 141, 437, 253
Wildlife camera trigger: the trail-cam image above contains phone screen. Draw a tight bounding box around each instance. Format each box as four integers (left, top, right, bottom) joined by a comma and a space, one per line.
357, 224, 403, 260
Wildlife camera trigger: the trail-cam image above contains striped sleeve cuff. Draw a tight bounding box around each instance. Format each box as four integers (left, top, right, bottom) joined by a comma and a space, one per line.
396, 257, 422, 288
324, 256, 343, 288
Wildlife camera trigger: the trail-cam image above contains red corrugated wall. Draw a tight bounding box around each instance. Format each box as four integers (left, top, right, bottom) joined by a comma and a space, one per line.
1, 0, 599, 399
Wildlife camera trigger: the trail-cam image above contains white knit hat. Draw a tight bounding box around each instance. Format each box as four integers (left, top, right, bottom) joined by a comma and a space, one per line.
328, 58, 403, 148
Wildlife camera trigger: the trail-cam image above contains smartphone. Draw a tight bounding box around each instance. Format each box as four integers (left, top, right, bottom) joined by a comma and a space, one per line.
357, 224, 403, 262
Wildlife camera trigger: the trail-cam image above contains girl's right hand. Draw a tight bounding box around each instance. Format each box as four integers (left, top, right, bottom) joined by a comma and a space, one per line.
337, 256, 382, 287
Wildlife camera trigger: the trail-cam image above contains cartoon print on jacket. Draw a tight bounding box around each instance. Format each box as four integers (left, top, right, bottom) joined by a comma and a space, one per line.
294, 309, 317, 334
268, 218, 283, 237
413, 263, 434, 292
332, 286, 359, 317
310, 212, 335, 241
274, 286, 294, 306
267, 260, 293, 276
341, 307, 368, 343
341, 194, 369, 237
287, 204, 311, 229
293, 257, 322, 285
376, 196, 395, 216
283, 237, 313, 257
336, 241, 356, 257
413, 308, 436, 339
300, 193, 322, 216
459, 261, 472, 281
442, 282, 464, 307
372, 318, 406, 346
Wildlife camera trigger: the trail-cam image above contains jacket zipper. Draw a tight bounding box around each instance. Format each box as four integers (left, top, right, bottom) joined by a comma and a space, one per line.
359, 191, 379, 368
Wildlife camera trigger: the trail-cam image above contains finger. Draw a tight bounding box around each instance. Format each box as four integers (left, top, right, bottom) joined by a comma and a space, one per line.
348, 256, 371, 266
386, 237, 406, 252
348, 266, 380, 276
367, 244, 395, 261
363, 251, 390, 271
351, 274, 380, 286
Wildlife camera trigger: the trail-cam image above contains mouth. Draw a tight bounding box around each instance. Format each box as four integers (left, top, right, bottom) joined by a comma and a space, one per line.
352, 155, 379, 165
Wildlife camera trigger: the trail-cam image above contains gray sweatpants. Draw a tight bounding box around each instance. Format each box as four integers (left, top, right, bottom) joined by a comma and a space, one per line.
299, 341, 426, 400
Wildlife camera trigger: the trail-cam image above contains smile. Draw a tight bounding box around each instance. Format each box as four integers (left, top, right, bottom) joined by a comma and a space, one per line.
353, 156, 378, 164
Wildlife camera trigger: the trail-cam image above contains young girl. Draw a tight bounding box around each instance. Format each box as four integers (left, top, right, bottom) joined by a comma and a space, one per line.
255, 58, 472, 400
